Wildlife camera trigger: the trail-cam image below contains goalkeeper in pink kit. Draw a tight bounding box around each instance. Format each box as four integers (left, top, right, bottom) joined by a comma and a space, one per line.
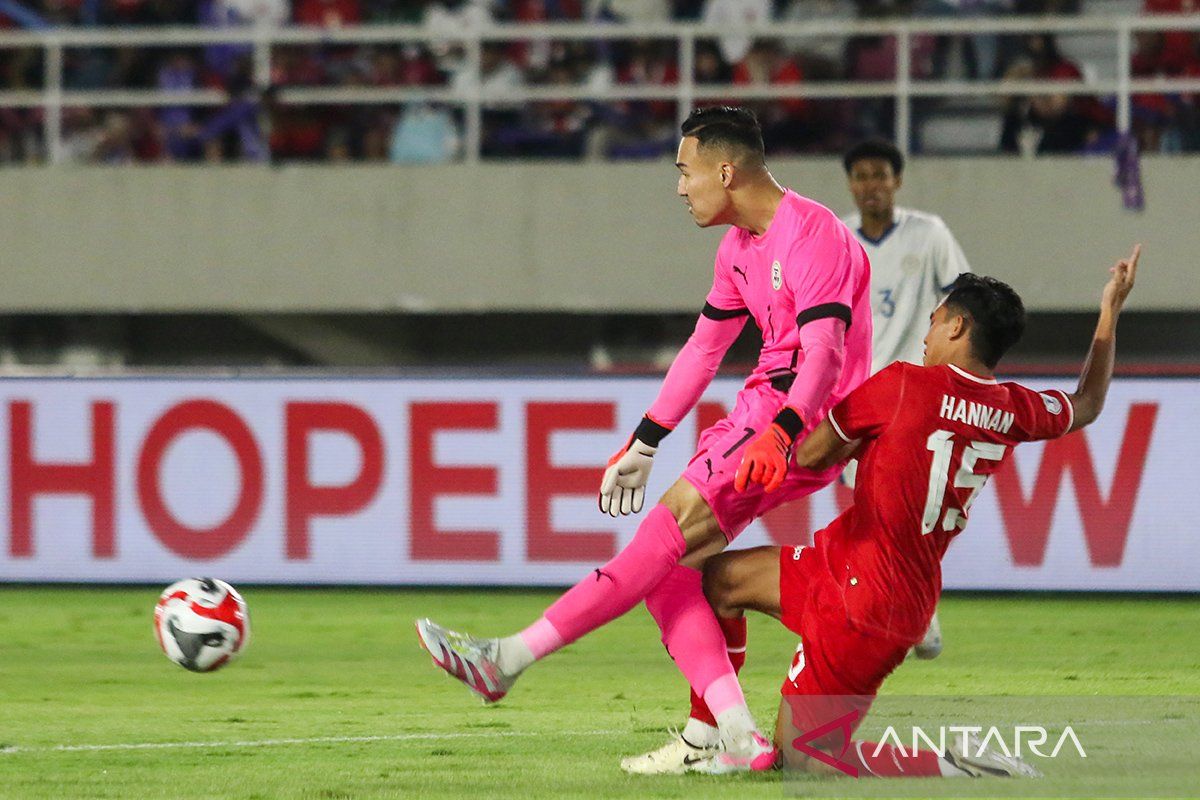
417, 106, 872, 771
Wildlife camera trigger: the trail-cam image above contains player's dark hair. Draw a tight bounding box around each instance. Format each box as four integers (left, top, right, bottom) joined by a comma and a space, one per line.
842, 138, 905, 176
943, 274, 1026, 369
680, 106, 765, 165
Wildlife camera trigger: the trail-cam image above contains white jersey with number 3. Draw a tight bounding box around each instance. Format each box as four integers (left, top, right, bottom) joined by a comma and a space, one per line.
843, 207, 971, 375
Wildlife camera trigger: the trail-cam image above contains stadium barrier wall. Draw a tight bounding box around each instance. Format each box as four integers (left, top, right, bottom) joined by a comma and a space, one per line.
0, 375, 1190, 591
0, 158, 1197, 313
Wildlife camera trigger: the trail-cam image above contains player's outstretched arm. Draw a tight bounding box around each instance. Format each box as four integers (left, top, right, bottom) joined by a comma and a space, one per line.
1065, 244, 1140, 433
599, 311, 746, 516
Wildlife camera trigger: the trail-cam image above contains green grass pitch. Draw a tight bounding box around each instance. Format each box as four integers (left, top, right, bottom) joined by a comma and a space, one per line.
2, 587, 1198, 799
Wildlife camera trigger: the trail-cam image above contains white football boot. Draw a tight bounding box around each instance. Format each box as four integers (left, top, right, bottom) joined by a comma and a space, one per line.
911, 611, 944, 660
687, 730, 778, 775
946, 733, 1043, 778
415, 618, 514, 704
620, 730, 720, 775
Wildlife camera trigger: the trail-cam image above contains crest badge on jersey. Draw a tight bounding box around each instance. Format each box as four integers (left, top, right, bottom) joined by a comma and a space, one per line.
771, 260, 782, 291
1040, 392, 1063, 415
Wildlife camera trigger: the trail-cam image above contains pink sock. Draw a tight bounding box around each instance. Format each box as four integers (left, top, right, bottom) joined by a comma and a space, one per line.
645, 564, 742, 713
526, 504, 686, 656
689, 616, 747, 726
517, 618, 562, 660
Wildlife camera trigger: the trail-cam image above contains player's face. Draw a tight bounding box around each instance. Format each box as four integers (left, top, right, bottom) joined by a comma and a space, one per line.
847, 158, 900, 218
922, 303, 954, 366
676, 136, 731, 228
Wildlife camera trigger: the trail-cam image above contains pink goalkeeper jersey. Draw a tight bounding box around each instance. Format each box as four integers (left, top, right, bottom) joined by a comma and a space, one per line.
706, 190, 873, 416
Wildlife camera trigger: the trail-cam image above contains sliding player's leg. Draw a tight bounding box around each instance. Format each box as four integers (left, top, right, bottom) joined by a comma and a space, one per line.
774, 685, 1039, 778
416, 476, 730, 704
718, 546, 1036, 779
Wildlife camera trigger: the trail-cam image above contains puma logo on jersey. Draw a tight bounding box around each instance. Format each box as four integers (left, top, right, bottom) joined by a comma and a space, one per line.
771, 260, 782, 290
938, 394, 1014, 434
731, 265, 749, 284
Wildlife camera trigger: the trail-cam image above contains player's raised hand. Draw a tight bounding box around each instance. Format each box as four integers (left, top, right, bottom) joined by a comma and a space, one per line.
734, 424, 793, 494
599, 436, 657, 516
1102, 243, 1140, 312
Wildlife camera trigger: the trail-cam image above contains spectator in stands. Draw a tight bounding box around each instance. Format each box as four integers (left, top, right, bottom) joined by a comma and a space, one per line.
1130, 32, 1178, 151
0, 108, 40, 164
701, 0, 772, 66
157, 49, 201, 160
1142, 0, 1198, 82
199, 0, 284, 95
672, 0, 705, 19
778, 0, 855, 81
506, 0, 584, 21
999, 33, 1109, 154
452, 41, 523, 97
694, 40, 733, 85
589, 0, 671, 22
601, 39, 677, 158
1130, 29, 1200, 152
390, 102, 460, 162
733, 38, 816, 152
217, 0, 290, 27
917, 0, 1013, 81
365, 0, 429, 22
450, 41, 524, 156
295, 0, 361, 26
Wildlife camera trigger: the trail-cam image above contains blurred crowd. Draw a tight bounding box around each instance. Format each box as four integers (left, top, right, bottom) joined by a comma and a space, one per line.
0, 0, 1197, 163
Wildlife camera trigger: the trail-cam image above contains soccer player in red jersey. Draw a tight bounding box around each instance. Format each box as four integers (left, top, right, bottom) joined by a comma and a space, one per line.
417, 106, 872, 770
693, 246, 1139, 775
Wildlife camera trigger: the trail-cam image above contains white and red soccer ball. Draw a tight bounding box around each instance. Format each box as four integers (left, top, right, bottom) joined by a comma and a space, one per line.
154, 578, 250, 673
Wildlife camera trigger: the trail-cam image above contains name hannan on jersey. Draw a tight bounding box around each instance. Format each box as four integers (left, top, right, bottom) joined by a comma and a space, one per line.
938, 394, 1014, 434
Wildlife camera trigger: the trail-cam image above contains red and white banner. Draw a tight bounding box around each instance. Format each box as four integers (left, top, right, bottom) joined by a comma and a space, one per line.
0, 376, 1191, 590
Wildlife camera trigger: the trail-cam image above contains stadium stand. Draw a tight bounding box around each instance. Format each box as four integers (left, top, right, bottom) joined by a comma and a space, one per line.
0, 0, 1197, 163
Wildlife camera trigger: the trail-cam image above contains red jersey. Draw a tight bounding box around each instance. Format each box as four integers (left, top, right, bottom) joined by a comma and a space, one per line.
816, 362, 1074, 643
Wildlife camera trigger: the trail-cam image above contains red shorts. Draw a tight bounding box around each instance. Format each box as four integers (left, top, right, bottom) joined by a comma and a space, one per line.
776, 545, 910, 746
681, 383, 843, 542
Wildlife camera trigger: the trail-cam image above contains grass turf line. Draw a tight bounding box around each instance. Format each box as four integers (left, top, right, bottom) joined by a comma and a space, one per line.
1, 588, 1197, 799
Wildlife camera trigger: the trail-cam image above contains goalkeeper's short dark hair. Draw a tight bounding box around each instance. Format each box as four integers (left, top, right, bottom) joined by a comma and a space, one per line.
842, 138, 905, 176
943, 274, 1027, 368
681, 106, 765, 165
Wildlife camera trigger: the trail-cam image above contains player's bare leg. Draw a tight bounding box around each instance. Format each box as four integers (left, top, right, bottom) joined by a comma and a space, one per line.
702, 546, 784, 619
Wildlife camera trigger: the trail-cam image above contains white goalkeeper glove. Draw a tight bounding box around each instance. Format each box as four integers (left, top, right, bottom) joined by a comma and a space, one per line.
598, 416, 671, 517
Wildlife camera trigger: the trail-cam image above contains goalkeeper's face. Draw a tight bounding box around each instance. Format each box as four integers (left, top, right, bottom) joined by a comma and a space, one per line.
675, 136, 733, 228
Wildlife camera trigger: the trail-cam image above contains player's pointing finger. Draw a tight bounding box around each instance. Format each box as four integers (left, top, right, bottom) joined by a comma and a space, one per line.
1127, 243, 1141, 281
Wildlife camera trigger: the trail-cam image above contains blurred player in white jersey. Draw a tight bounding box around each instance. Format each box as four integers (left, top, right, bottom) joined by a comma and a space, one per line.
842, 138, 972, 659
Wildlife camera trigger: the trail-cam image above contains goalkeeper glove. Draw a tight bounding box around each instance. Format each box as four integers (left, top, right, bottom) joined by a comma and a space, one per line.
598, 416, 671, 517
734, 408, 803, 494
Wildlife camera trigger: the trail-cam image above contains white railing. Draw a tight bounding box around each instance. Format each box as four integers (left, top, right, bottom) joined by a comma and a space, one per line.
1, 15, 1198, 162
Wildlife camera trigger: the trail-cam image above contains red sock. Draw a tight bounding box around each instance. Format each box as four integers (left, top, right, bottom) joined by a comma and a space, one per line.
688, 616, 747, 727
842, 741, 943, 777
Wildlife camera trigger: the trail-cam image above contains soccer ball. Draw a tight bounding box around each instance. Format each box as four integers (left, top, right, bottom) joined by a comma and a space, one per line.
154, 578, 250, 673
